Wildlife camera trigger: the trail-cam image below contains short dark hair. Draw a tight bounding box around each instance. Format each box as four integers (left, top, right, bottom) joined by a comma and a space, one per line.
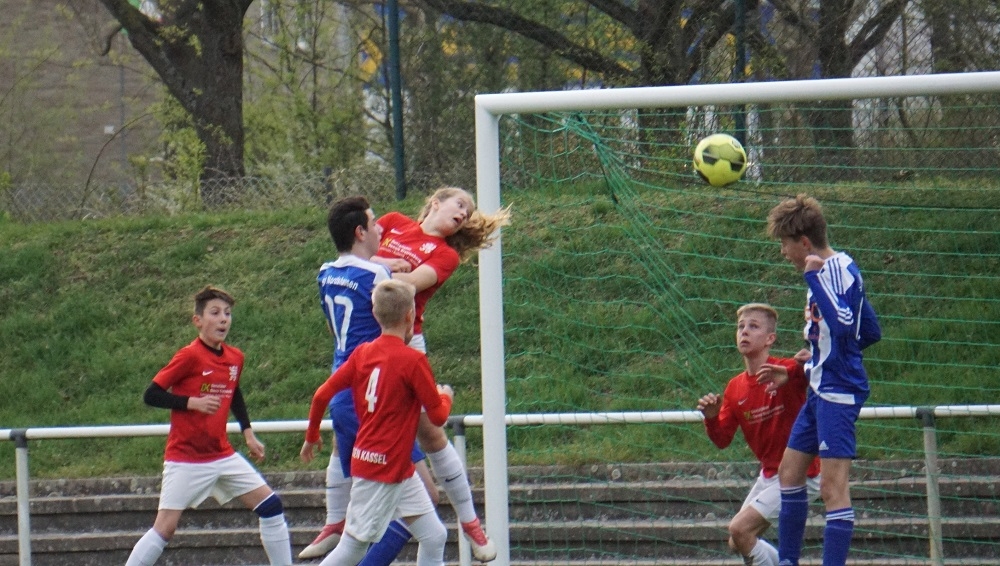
327, 196, 372, 252
766, 193, 828, 248
194, 286, 235, 315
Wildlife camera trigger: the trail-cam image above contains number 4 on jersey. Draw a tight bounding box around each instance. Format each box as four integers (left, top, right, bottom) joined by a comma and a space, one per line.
364, 367, 380, 412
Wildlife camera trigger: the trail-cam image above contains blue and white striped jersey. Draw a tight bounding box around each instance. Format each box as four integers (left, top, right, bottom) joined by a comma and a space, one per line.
802, 251, 881, 404
317, 255, 391, 372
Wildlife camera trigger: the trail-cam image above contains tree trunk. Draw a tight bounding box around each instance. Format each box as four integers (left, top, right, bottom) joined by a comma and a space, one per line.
98, 0, 251, 207
803, 99, 856, 178
806, 0, 857, 177
925, 2, 963, 74
184, 4, 247, 207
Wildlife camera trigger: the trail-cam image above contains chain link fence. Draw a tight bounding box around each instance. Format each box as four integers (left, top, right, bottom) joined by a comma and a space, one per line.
1, 165, 401, 224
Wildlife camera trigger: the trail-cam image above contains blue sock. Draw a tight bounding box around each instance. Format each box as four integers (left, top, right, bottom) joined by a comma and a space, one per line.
777, 485, 808, 566
359, 519, 411, 566
822, 507, 854, 566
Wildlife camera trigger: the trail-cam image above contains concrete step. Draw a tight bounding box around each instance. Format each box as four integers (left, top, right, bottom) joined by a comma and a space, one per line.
506, 476, 1000, 520
3, 515, 999, 562
0, 525, 476, 566
3, 475, 993, 536
3, 525, 999, 565
2, 460, 1000, 565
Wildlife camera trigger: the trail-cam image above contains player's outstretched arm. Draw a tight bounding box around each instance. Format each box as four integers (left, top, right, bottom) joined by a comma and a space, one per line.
437, 383, 454, 400
390, 264, 439, 293
423, 383, 454, 427
371, 256, 412, 273
303, 364, 353, 448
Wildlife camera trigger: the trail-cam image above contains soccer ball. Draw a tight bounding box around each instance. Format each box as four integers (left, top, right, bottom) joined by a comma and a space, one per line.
693, 133, 748, 187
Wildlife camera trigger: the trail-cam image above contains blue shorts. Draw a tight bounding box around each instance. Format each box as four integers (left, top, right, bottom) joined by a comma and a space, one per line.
787, 389, 866, 459
329, 390, 425, 477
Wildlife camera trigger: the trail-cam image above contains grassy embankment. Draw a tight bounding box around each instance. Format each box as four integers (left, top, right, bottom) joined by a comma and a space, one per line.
2, 184, 997, 480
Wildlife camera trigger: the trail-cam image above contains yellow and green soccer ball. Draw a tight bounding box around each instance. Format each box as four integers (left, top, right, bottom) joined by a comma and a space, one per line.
693, 133, 748, 187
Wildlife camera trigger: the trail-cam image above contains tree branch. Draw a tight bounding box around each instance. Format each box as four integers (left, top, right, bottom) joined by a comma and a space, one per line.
679, 1, 743, 81
100, 24, 124, 56
415, 0, 634, 80
766, 0, 816, 37
582, 0, 639, 29
632, 0, 683, 48
96, 0, 160, 38
849, 0, 908, 67
0, 47, 58, 111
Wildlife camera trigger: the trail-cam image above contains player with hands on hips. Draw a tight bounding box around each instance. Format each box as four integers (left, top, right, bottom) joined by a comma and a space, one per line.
301, 279, 454, 566
125, 286, 291, 566
697, 303, 820, 566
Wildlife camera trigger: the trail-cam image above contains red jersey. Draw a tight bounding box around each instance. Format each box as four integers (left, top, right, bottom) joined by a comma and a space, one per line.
704, 357, 821, 478
152, 338, 244, 463
376, 212, 460, 335
306, 334, 452, 483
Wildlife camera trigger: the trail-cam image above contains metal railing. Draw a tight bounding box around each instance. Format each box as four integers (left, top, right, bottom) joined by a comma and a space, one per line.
1, 168, 400, 224
5, 405, 1000, 566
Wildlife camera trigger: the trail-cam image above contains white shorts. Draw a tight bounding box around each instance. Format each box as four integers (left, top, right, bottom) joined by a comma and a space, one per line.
408, 334, 429, 414
158, 453, 267, 510
742, 471, 821, 521
345, 473, 436, 542
408, 333, 427, 354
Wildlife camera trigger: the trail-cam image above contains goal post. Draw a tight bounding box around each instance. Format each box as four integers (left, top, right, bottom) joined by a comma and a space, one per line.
474, 100, 510, 564
474, 71, 1000, 566
474, 71, 1000, 115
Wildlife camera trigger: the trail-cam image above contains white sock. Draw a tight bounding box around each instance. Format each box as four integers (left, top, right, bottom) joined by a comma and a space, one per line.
427, 443, 476, 523
407, 513, 448, 566
326, 453, 352, 524
747, 538, 779, 566
259, 514, 292, 566
125, 528, 168, 566
319, 532, 368, 566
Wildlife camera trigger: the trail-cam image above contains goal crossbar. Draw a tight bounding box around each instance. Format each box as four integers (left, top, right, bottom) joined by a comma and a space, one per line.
473, 70, 1000, 566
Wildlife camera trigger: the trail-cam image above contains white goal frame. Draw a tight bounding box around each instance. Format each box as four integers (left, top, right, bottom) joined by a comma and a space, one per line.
473, 70, 1000, 566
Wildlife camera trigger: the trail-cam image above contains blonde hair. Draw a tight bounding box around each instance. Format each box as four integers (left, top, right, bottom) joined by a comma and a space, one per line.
736, 302, 778, 332
373, 280, 416, 327
766, 193, 828, 248
418, 186, 512, 261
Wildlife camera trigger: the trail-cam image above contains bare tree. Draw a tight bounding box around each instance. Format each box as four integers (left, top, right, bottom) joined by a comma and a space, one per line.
96, 0, 253, 205
414, 0, 758, 87
769, 0, 908, 164
411, 0, 911, 174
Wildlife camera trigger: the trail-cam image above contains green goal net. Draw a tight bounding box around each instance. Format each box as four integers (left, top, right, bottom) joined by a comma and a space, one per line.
485, 81, 1000, 564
